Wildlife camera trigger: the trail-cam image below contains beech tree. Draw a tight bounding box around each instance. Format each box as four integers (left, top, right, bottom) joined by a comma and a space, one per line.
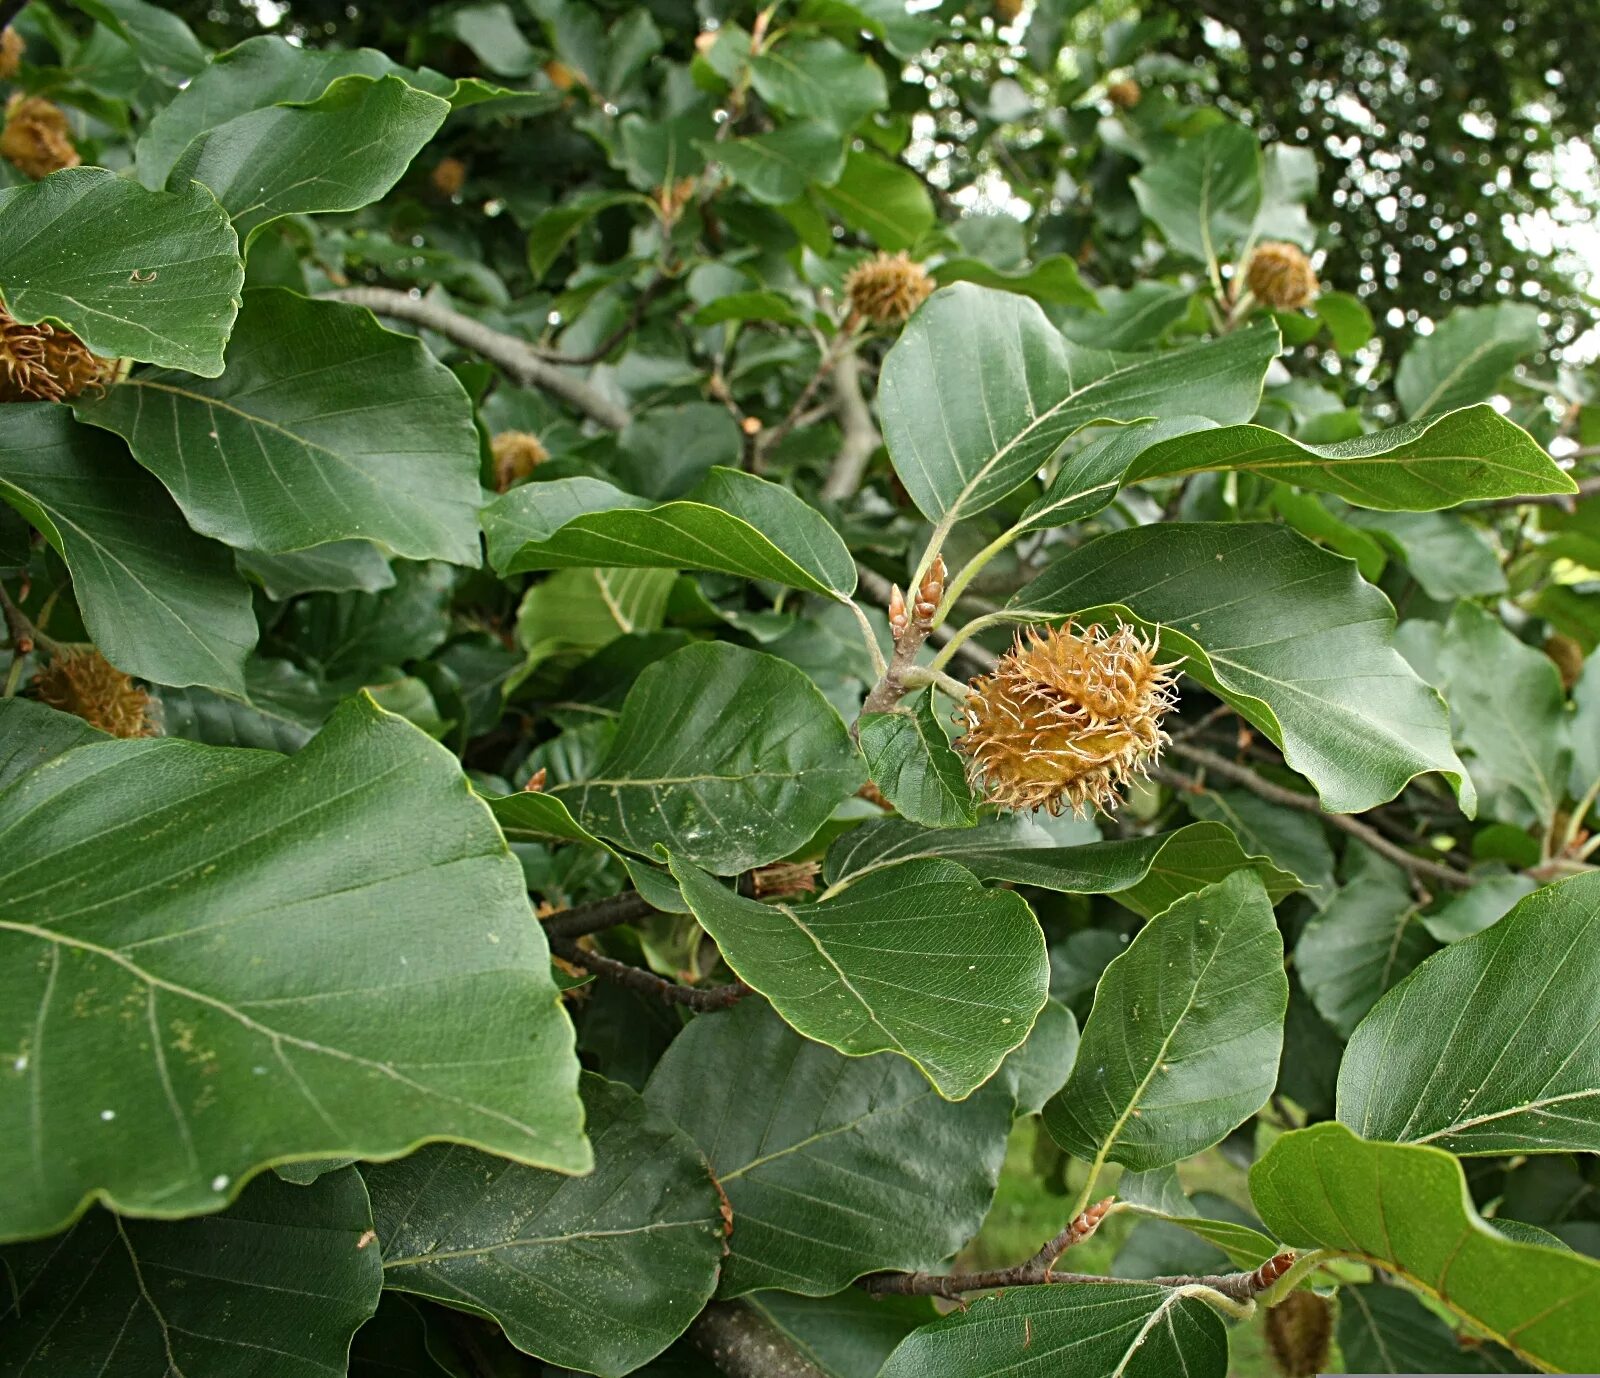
1, 2, 1598, 1376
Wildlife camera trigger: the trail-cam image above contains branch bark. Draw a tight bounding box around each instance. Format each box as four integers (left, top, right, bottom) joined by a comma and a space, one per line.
820, 347, 880, 502
324, 287, 631, 430
540, 891, 658, 940
549, 936, 749, 1011
689, 1301, 831, 1378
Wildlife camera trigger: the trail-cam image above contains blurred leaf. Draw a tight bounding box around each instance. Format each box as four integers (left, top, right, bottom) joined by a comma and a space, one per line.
933, 254, 1097, 308
750, 38, 887, 133
817, 150, 935, 250
1132, 120, 1261, 267
714, 121, 846, 205
1396, 303, 1544, 419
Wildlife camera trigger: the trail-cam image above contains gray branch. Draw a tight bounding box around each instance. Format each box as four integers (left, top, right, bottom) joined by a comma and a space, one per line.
689, 1302, 830, 1378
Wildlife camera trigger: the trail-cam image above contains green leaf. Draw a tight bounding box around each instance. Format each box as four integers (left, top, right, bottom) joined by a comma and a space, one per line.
1183, 786, 1337, 905
749, 38, 887, 134
484, 468, 857, 596
1316, 291, 1374, 353
444, 2, 536, 76
876, 1283, 1228, 1378
72, 0, 208, 86
823, 817, 1300, 917
0, 1167, 381, 1376
170, 74, 449, 246
1338, 871, 1600, 1156
1132, 121, 1262, 268
932, 254, 1097, 309
746, 1290, 937, 1378
0, 168, 241, 377
367, 1074, 723, 1378
0, 700, 106, 791
1125, 405, 1573, 511
1296, 847, 1435, 1037
857, 691, 976, 828
1350, 508, 1508, 600
349, 1293, 471, 1378
643, 999, 1014, 1296
1042, 871, 1287, 1173
549, 641, 864, 874
518, 567, 676, 667
0, 404, 256, 694
527, 190, 649, 279
1116, 1169, 1279, 1270
0, 695, 587, 1243
1058, 282, 1195, 350
1396, 303, 1544, 419
691, 289, 810, 329
817, 151, 935, 250
1336, 1283, 1526, 1374
713, 121, 846, 205
77, 288, 483, 564
878, 284, 1277, 525
154, 656, 326, 752
1004, 997, 1080, 1117
1250, 1122, 1600, 1372
1012, 522, 1475, 815
669, 856, 1047, 1099
1420, 870, 1537, 943
238, 539, 397, 600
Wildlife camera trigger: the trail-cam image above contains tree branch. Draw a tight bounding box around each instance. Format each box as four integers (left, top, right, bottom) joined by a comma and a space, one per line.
540, 891, 658, 940
549, 936, 750, 1010
324, 287, 631, 430
759, 325, 858, 462
858, 558, 947, 719
689, 1301, 830, 1378
820, 347, 880, 502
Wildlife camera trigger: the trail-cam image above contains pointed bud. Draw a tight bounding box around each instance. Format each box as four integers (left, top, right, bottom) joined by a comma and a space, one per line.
524, 767, 548, 793
915, 555, 946, 625
888, 584, 910, 640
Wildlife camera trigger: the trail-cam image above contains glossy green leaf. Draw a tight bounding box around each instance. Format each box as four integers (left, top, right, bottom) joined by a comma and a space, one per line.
484, 468, 856, 596
0, 1167, 381, 1376
1012, 522, 1475, 815
670, 856, 1047, 1099
1042, 871, 1287, 1173
0, 404, 256, 693
749, 38, 886, 133
0, 168, 241, 377
1396, 303, 1544, 420
1336, 1283, 1528, 1374
876, 1283, 1228, 1378
1004, 997, 1080, 1117
549, 641, 864, 874
73, 0, 208, 85
823, 817, 1299, 916
1296, 847, 1435, 1037
1250, 1123, 1600, 1372
713, 121, 845, 205
878, 284, 1277, 525
527, 190, 649, 279
169, 74, 449, 245
1125, 405, 1573, 511
1184, 786, 1337, 905
1132, 121, 1262, 267
0, 696, 586, 1243
1013, 418, 1214, 535
643, 1000, 1013, 1297
153, 656, 327, 753
1338, 871, 1600, 1155
817, 151, 935, 250
932, 254, 1097, 308
0, 700, 105, 791
857, 691, 976, 828
367, 1074, 723, 1378
77, 288, 483, 564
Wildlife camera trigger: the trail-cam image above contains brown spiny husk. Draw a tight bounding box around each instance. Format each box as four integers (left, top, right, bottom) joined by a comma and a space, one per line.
0, 28, 24, 79
1107, 78, 1141, 108
844, 251, 934, 326
0, 303, 123, 404
1263, 1290, 1333, 1378
430, 156, 467, 198
1246, 241, 1318, 310
33, 648, 158, 738
491, 429, 550, 491
956, 621, 1178, 817
1, 94, 79, 179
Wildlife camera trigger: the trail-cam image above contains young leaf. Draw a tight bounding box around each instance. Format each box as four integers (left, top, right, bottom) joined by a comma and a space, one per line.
1042, 870, 1288, 1174
876, 1283, 1228, 1378
878, 283, 1277, 525
483, 467, 857, 596
669, 856, 1048, 1100
857, 690, 977, 828
1012, 522, 1475, 814
0, 1167, 382, 1377
0, 168, 242, 377
1125, 404, 1573, 510
1338, 870, 1600, 1155
549, 641, 864, 874
1395, 302, 1544, 419
77, 289, 484, 565
0, 405, 257, 694
1132, 120, 1263, 267
1251, 1123, 1600, 1373
0, 696, 587, 1243
366, 1074, 724, 1378
643, 1000, 1013, 1296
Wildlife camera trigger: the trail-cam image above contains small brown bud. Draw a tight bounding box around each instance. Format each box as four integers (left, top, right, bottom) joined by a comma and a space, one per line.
33, 647, 157, 739
1545, 632, 1584, 690
0, 28, 24, 80
888, 584, 910, 640
0, 303, 122, 404
430, 156, 467, 198
1245, 242, 1318, 311
524, 767, 548, 793
1251, 1250, 1297, 1293
1, 94, 79, 180
491, 430, 549, 492
1106, 78, 1141, 108
740, 415, 762, 436
843, 251, 934, 327
957, 621, 1179, 817
915, 555, 946, 625
1264, 1287, 1331, 1377
857, 780, 890, 810
544, 60, 577, 91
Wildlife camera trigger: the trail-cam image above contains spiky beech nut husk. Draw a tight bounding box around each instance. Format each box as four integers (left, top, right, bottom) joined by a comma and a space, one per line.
993, 0, 1024, 21
33, 648, 157, 738
844, 251, 934, 327
1106, 78, 1141, 108
0, 303, 122, 404
431, 156, 467, 198
1264, 1290, 1332, 1378
1545, 632, 1584, 690
1246, 241, 1318, 311
1, 94, 79, 179
0, 28, 24, 79
491, 429, 549, 492
957, 621, 1178, 817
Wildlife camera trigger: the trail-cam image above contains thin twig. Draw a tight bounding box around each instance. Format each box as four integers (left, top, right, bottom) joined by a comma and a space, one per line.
820, 347, 880, 502
324, 287, 631, 429
540, 891, 657, 940
0, 581, 34, 656
760, 324, 858, 460
541, 274, 672, 366
549, 937, 750, 1011
858, 557, 946, 719
1160, 743, 1471, 889
689, 1301, 830, 1378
